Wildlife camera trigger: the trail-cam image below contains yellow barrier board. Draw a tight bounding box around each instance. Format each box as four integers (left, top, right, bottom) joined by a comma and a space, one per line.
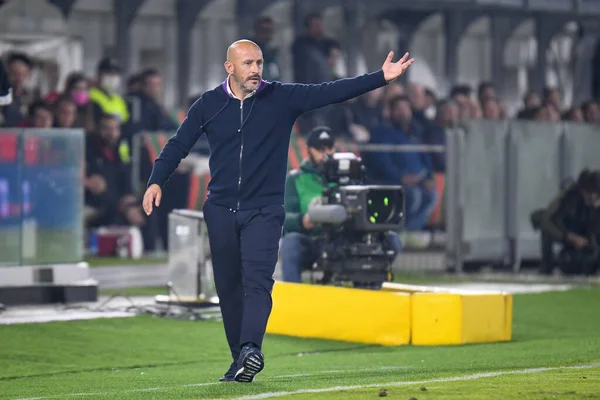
382, 282, 513, 345
266, 282, 411, 346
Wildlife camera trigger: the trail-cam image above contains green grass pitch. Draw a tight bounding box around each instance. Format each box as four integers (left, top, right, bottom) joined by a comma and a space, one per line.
0, 288, 599, 399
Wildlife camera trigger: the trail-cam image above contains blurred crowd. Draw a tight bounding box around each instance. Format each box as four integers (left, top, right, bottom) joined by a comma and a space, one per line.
1, 11, 599, 254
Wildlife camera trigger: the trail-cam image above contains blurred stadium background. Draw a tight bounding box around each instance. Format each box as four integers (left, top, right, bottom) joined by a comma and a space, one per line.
0, 0, 600, 302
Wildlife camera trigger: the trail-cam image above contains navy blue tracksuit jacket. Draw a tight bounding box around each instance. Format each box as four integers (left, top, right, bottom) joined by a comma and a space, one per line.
147, 70, 388, 361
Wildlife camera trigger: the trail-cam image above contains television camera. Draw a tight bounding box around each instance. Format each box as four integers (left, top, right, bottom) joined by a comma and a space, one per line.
306, 152, 405, 289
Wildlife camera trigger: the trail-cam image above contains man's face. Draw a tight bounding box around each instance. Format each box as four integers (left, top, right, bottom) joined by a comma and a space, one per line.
391, 100, 412, 123
438, 103, 458, 127
309, 146, 335, 165
8, 60, 31, 90
480, 86, 496, 102
99, 117, 120, 145
144, 74, 162, 101
33, 108, 53, 128
226, 44, 263, 94
408, 83, 426, 112
307, 17, 324, 38
56, 100, 77, 128
99, 71, 122, 93
384, 83, 405, 102
548, 89, 560, 107
483, 99, 499, 120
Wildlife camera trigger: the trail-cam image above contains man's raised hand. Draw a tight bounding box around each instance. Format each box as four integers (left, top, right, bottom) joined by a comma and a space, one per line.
381, 51, 414, 83
143, 184, 162, 216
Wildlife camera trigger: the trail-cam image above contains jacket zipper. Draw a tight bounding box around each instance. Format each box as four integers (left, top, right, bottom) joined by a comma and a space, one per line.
237, 99, 244, 210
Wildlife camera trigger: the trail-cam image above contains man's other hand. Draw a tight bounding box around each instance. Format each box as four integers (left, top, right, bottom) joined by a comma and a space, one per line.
143, 184, 162, 216
302, 213, 316, 230
567, 233, 589, 249
382, 51, 414, 83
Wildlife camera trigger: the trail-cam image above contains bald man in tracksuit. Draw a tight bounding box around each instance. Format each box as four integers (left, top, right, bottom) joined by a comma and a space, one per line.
143, 40, 414, 383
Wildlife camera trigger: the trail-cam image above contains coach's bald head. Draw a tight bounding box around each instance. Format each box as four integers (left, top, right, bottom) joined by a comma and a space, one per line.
225, 40, 264, 97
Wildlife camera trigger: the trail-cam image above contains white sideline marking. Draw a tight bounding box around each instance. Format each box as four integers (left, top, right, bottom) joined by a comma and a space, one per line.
11, 363, 600, 400
226, 363, 600, 400
274, 365, 410, 379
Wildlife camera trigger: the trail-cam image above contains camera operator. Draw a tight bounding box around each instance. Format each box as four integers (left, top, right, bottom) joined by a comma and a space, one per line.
280, 126, 403, 283
538, 169, 600, 275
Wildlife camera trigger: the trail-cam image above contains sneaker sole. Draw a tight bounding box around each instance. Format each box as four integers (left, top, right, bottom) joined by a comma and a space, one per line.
234, 353, 264, 383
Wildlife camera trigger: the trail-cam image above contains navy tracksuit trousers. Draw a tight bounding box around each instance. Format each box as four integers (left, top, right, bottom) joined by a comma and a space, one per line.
202, 199, 285, 361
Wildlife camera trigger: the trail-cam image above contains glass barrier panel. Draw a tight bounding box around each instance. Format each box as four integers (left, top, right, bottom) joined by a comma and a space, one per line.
21, 128, 84, 265
0, 129, 22, 266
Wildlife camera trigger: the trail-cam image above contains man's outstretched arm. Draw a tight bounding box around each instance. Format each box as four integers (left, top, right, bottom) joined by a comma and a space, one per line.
283, 51, 414, 115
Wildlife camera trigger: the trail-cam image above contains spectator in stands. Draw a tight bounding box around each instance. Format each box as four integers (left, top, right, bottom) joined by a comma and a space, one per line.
292, 12, 339, 84
0, 57, 9, 106
381, 82, 405, 120
248, 16, 280, 82
45, 72, 88, 105
126, 73, 144, 95
1, 52, 34, 127
86, 57, 129, 133
126, 68, 177, 135
125, 68, 184, 252
84, 113, 152, 249
423, 99, 458, 173
407, 82, 429, 126
534, 169, 600, 275
469, 97, 483, 119
293, 21, 342, 132
18, 100, 53, 128
482, 98, 500, 120
423, 87, 437, 119
582, 100, 600, 123
280, 126, 402, 283
546, 104, 561, 121
44, 72, 89, 126
543, 87, 562, 114
338, 86, 385, 142
366, 96, 437, 245
562, 107, 584, 122
450, 85, 472, 120
477, 81, 496, 105
516, 91, 541, 119
53, 96, 79, 128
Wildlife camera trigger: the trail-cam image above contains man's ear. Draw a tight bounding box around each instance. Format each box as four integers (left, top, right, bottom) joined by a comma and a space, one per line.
224, 61, 233, 75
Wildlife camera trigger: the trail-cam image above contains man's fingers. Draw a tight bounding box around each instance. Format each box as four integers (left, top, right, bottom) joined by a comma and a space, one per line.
143, 192, 154, 215
154, 190, 162, 207
385, 51, 394, 64
399, 52, 409, 63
